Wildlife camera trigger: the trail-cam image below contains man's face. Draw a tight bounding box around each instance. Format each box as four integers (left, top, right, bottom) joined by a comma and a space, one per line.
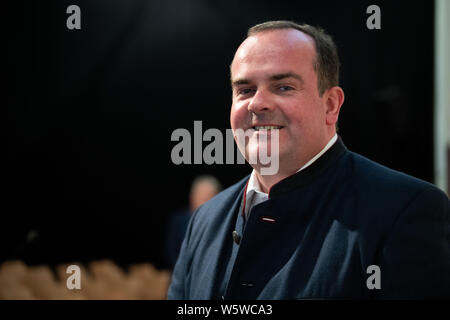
230, 29, 332, 175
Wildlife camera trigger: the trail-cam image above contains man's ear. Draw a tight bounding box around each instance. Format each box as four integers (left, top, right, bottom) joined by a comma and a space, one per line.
325, 86, 345, 126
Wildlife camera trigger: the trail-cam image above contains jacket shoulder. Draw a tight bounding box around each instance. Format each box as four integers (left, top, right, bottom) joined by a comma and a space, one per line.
348, 151, 445, 198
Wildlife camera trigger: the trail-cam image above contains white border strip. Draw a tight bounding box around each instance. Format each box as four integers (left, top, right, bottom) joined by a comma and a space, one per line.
434, 0, 449, 193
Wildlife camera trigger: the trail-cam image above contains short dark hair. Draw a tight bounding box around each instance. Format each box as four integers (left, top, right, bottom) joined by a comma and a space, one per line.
247, 20, 340, 96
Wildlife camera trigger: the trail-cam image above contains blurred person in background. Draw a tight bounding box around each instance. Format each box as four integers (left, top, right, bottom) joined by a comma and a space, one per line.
164, 175, 221, 269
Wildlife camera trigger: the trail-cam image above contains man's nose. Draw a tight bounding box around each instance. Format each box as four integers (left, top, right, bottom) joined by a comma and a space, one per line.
248, 89, 274, 114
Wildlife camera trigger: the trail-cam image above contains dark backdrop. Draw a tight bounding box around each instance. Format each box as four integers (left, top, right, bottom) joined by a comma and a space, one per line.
4, 0, 434, 268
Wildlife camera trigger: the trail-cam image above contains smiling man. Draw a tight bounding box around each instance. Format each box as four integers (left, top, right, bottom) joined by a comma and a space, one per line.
168, 21, 450, 299
230, 24, 343, 192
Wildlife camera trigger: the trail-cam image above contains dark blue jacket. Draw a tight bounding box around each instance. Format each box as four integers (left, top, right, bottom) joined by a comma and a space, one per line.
168, 138, 450, 299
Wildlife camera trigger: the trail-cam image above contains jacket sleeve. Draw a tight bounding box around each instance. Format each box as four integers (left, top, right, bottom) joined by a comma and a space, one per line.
167, 209, 198, 300
377, 186, 450, 299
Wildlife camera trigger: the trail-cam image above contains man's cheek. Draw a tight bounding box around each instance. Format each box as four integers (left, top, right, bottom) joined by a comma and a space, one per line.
245, 135, 258, 164
230, 113, 244, 129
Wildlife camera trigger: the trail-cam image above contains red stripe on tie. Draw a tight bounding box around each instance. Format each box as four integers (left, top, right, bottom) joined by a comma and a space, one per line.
261, 216, 276, 223
242, 180, 250, 218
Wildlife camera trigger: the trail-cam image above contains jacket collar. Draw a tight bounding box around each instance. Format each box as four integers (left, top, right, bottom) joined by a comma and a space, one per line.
268, 136, 348, 198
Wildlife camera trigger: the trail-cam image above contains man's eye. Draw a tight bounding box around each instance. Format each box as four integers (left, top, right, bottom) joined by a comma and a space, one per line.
279, 86, 294, 91
238, 88, 253, 95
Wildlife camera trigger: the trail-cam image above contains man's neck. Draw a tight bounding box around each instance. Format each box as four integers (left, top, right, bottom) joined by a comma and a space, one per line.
253, 134, 338, 194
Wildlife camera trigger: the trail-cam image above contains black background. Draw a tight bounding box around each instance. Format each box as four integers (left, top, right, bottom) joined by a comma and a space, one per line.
4, 0, 434, 269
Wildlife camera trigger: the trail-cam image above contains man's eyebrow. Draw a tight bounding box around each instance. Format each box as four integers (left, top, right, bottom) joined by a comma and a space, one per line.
231, 72, 304, 87
269, 72, 304, 84
231, 79, 251, 87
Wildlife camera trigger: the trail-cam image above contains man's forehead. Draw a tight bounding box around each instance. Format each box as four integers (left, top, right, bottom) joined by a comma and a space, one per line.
234, 29, 315, 60
231, 29, 316, 80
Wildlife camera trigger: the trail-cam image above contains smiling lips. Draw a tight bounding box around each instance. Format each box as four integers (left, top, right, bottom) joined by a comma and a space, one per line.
252, 125, 283, 130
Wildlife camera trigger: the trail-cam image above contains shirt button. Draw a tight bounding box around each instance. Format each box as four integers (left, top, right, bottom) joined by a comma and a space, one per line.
232, 230, 241, 245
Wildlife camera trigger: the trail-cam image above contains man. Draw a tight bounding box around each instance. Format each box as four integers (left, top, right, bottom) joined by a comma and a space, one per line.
164, 175, 221, 269
168, 21, 450, 299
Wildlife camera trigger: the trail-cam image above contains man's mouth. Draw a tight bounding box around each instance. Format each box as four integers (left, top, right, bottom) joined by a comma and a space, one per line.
252, 125, 283, 131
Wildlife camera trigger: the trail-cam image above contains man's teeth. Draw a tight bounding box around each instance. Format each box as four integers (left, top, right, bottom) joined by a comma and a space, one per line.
253, 126, 282, 130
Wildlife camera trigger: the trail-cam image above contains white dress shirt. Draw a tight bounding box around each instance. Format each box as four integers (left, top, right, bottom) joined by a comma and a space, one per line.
243, 134, 338, 219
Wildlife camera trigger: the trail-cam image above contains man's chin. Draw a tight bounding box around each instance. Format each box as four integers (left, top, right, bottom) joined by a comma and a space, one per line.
245, 145, 281, 172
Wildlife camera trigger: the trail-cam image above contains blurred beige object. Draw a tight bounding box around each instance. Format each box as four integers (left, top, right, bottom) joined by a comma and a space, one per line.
0, 261, 35, 299
87, 260, 132, 299
128, 263, 171, 299
84, 278, 129, 300
0, 260, 28, 279
22, 265, 63, 299
54, 263, 88, 300
88, 260, 126, 284
151, 269, 171, 300
128, 263, 158, 281
0, 260, 170, 300
55, 263, 89, 288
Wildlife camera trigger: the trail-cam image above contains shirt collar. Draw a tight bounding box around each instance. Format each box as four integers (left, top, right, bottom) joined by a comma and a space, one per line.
297, 134, 338, 173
